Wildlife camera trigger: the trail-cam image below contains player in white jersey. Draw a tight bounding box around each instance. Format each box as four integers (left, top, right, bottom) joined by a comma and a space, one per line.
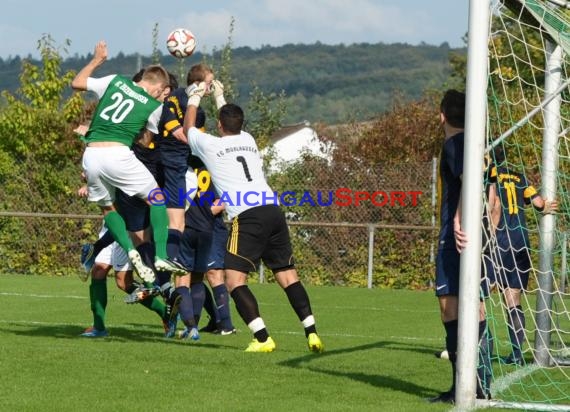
183, 85, 323, 353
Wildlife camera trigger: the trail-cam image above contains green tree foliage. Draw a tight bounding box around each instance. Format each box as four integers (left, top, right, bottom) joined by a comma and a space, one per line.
447, 36, 467, 90
246, 86, 287, 149
201, 17, 287, 146
0, 36, 92, 275
0, 35, 83, 159
487, 8, 550, 184
152, 23, 160, 65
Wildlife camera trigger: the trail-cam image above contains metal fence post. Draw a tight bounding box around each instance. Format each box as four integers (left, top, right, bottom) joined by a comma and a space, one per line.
429, 156, 438, 289
367, 224, 375, 289
430, 156, 437, 264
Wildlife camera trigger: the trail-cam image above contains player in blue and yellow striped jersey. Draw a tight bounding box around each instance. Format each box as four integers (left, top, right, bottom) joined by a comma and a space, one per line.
158, 64, 209, 271
489, 147, 557, 365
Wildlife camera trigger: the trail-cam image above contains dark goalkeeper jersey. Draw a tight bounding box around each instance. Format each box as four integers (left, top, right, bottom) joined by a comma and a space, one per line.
157, 87, 206, 149
185, 163, 217, 233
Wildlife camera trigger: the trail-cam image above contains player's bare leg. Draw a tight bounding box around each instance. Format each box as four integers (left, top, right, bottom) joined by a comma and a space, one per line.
502, 287, 524, 365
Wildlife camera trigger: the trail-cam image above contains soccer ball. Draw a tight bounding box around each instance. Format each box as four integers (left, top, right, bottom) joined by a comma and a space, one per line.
166, 28, 196, 58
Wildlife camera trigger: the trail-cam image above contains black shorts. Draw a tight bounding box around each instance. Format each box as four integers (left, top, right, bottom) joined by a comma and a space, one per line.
115, 189, 149, 232
225, 205, 294, 273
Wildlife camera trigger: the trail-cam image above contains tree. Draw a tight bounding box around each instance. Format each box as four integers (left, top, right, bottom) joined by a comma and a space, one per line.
0, 36, 91, 275
0, 35, 84, 159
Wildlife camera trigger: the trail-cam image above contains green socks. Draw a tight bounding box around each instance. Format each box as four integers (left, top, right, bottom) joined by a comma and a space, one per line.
90, 278, 107, 331
103, 211, 134, 252
149, 205, 169, 259
140, 296, 167, 320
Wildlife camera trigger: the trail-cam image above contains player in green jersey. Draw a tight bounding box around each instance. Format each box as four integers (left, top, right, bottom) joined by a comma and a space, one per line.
72, 41, 186, 283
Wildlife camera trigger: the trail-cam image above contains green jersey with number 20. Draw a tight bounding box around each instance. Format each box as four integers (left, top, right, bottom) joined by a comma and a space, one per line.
85, 74, 162, 146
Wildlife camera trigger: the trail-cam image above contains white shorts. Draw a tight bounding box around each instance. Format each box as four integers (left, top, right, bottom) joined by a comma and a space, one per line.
94, 226, 132, 272
82, 146, 157, 207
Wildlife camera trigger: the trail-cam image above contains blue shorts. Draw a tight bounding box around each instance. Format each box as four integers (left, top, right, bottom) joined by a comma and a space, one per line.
160, 145, 189, 209
207, 218, 228, 270
179, 227, 213, 273
435, 248, 460, 296
496, 247, 531, 290
435, 248, 492, 298
115, 189, 149, 232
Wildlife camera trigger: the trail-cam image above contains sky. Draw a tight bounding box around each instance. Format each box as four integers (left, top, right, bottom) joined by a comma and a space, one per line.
0, 0, 468, 59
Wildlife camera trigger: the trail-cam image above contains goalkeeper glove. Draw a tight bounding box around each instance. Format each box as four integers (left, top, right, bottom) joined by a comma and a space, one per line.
211, 79, 227, 109
542, 199, 558, 214
185, 81, 206, 107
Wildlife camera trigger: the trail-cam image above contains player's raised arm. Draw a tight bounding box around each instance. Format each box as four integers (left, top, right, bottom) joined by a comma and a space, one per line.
183, 81, 206, 135
71, 41, 108, 91
211, 80, 227, 109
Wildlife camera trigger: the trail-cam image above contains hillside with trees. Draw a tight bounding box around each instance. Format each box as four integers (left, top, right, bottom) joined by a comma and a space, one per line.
0, 41, 465, 125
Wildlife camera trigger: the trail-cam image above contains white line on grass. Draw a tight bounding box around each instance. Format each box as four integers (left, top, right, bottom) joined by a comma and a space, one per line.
0, 319, 155, 330
262, 329, 443, 342
491, 364, 541, 395
0, 292, 439, 313
252, 301, 440, 313
0, 292, 87, 299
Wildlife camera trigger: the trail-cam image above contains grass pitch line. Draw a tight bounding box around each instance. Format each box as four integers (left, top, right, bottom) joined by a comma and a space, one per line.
0, 292, 440, 314
0, 291, 87, 300
258, 301, 440, 314
273, 329, 443, 342
0, 319, 160, 330
491, 364, 541, 395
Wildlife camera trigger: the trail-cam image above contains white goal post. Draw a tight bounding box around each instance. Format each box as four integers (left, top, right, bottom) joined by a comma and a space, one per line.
459, 0, 570, 410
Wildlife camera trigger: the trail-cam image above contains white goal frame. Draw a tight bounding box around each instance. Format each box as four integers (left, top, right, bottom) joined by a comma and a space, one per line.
459, 0, 570, 410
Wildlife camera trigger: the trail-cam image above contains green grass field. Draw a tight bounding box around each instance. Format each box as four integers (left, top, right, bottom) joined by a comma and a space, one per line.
0, 274, 515, 412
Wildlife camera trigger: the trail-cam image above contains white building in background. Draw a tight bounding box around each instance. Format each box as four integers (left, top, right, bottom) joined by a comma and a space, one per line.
264, 121, 333, 173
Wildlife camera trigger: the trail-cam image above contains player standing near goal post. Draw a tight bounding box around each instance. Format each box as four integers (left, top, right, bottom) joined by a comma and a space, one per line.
431, 90, 493, 403
489, 147, 557, 365
71, 41, 187, 283
182, 84, 324, 353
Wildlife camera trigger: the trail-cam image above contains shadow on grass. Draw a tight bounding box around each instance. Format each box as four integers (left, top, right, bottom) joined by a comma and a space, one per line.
278, 340, 437, 398
0, 322, 239, 350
